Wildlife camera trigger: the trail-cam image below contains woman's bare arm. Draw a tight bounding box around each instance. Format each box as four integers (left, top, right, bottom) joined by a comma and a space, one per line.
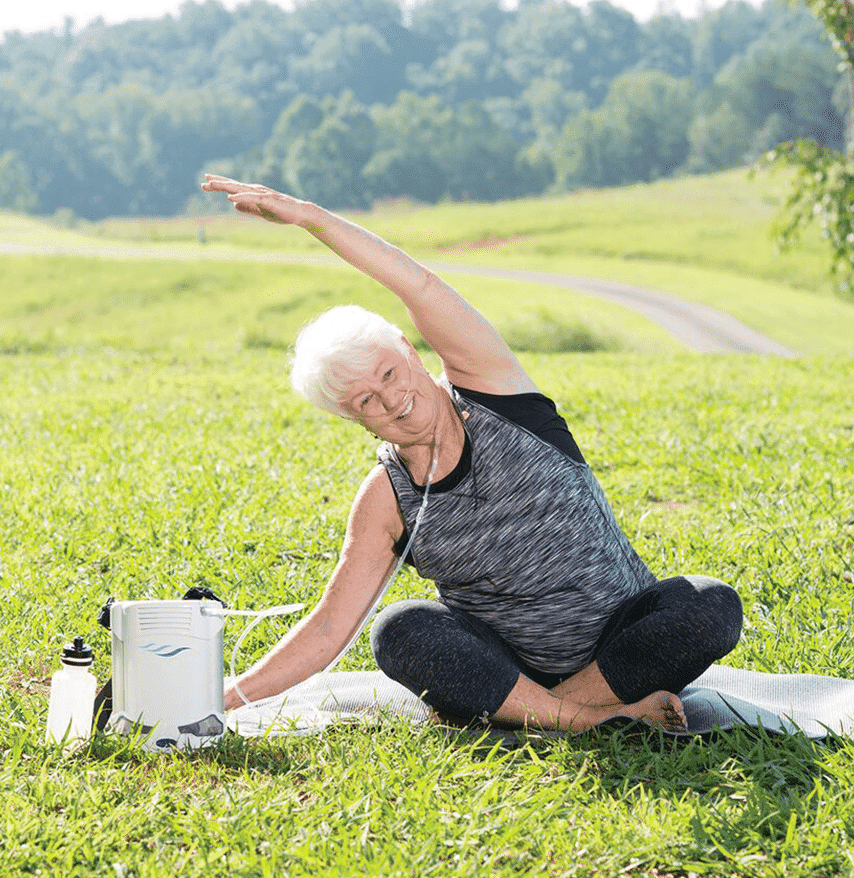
201, 175, 537, 395
224, 466, 402, 709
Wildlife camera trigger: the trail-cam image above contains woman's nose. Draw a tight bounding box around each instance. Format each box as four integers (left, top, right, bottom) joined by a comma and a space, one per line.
378, 384, 406, 411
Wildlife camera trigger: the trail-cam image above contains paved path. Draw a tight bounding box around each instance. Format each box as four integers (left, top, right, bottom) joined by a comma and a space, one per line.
0, 241, 794, 355
428, 262, 794, 356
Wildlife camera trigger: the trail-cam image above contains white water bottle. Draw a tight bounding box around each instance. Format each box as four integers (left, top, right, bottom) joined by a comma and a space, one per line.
45, 636, 97, 747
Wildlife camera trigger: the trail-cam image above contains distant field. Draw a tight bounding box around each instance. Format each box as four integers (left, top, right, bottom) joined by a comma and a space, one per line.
0, 254, 681, 356
9, 166, 852, 355
92, 168, 826, 292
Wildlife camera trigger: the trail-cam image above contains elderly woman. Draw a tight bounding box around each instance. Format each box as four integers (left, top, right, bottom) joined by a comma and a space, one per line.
201, 175, 743, 734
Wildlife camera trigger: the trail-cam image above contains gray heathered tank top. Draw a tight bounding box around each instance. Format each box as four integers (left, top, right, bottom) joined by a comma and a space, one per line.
377, 387, 657, 675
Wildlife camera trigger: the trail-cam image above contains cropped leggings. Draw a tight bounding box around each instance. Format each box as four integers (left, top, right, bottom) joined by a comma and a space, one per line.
370, 575, 743, 721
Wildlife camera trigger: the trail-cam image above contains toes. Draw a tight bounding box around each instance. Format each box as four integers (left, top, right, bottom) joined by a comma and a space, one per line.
663, 702, 687, 734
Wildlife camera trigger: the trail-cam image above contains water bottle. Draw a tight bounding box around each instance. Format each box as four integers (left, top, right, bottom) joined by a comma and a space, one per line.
45, 636, 97, 747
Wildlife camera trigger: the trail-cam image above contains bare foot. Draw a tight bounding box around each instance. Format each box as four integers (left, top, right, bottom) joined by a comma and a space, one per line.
625, 691, 687, 734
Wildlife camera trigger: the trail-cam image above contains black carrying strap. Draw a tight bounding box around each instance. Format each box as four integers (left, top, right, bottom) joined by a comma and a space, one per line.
92, 680, 113, 732
93, 587, 228, 731
180, 587, 228, 606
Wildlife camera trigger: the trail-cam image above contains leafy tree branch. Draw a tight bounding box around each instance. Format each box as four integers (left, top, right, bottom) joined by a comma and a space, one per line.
764, 0, 854, 298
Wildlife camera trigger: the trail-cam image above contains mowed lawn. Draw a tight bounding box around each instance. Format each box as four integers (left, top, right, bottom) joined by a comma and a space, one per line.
1, 171, 853, 877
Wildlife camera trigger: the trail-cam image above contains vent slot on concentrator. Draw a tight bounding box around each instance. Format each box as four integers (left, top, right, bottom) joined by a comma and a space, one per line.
136, 606, 194, 633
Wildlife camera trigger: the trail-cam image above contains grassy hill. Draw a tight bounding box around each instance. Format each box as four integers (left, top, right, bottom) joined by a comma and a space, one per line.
5, 167, 853, 355
1, 170, 853, 878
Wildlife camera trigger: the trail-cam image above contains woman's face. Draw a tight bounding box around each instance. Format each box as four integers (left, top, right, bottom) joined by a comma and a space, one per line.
340, 340, 439, 445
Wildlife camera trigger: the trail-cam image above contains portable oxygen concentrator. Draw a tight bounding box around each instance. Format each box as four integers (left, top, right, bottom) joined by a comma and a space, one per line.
108, 600, 226, 751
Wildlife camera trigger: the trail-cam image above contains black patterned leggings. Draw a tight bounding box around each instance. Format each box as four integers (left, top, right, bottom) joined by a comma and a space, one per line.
370, 575, 743, 720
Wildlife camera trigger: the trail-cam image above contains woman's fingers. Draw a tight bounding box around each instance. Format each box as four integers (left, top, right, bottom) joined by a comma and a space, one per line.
202, 174, 266, 195
202, 175, 307, 225
228, 196, 264, 218
227, 191, 302, 224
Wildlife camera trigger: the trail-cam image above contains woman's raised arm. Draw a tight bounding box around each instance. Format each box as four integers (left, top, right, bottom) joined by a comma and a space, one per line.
201, 175, 536, 394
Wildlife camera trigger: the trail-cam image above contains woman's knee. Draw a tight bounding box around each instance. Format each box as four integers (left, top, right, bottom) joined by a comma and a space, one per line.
686, 576, 743, 657
659, 575, 743, 658
709, 582, 743, 656
370, 599, 444, 676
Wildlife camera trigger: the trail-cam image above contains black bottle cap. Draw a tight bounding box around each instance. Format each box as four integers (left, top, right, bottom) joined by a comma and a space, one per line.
61, 635, 94, 667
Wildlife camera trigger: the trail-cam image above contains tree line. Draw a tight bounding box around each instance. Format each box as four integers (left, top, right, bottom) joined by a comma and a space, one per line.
0, 0, 848, 220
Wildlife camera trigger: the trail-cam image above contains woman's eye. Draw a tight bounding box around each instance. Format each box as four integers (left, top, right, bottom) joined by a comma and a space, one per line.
384, 368, 394, 380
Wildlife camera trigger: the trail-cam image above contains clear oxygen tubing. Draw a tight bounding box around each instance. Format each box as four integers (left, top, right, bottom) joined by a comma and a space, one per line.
200, 604, 308, 706
211, 433, 441, 709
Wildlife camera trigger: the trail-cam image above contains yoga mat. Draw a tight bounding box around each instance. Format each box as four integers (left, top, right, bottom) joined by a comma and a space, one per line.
228, 665, 854, 739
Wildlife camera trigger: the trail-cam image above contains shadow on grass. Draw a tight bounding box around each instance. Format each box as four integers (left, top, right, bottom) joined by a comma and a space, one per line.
78, 710, 849, 778
439, 715, 842, 796
47, 708, 853, 874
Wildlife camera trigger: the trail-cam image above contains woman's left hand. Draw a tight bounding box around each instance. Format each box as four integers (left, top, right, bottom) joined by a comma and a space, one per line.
201, 175, 312, 226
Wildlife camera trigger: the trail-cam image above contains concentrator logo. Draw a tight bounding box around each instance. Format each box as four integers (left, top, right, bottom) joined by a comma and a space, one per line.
139, 642, 192, 658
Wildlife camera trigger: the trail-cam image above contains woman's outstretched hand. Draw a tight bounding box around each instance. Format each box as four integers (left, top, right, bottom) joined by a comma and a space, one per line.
201, 175, 311, 226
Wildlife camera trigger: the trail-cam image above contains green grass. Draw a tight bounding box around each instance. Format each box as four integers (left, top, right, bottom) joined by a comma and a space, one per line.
1, 172, 854, 876
0, 255, 681, 356
1, 345, 852, 877
368, 169, 831, 293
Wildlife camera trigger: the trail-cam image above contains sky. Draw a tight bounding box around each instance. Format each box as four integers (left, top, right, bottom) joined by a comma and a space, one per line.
1, 0, 743, 36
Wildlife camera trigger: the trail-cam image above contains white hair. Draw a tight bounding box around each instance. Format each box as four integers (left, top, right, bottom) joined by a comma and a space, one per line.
290, 305, 409, 417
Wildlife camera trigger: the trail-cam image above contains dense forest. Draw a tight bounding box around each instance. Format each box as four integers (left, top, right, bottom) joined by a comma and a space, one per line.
0, 0, 848, 219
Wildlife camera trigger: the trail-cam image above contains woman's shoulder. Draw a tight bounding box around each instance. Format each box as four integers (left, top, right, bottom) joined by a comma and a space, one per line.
349, 464, 405, 537
453, 385, 585, 463
356, 463, 399, 504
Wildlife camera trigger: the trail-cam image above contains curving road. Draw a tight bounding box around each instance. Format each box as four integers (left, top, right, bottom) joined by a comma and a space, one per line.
0, 241, 794, 355
427, 261, 795, 356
